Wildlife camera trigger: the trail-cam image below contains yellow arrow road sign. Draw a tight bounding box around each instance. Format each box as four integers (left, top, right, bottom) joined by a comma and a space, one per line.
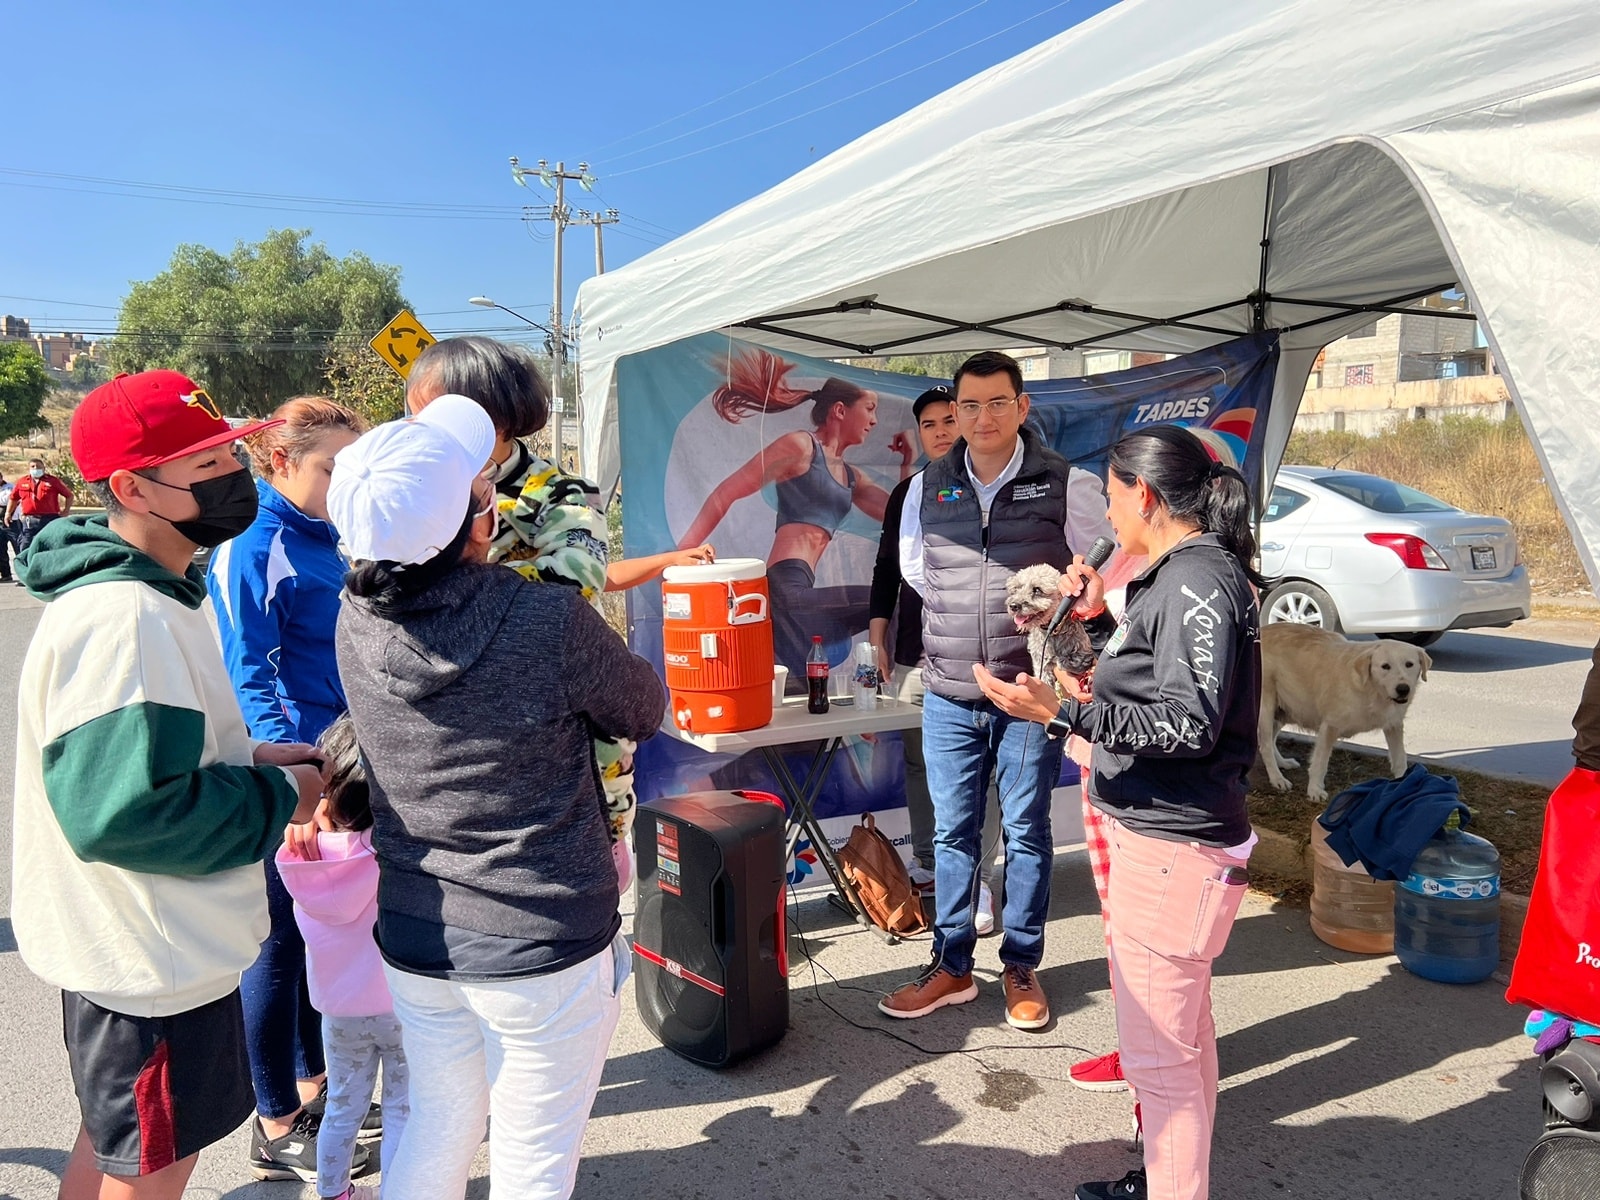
369, 309, 437, 378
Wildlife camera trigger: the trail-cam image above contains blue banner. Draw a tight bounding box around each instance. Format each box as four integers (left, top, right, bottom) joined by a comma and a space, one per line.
618, 331, 1278, 820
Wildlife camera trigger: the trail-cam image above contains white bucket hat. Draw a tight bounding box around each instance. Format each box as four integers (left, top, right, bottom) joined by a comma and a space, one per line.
327, 394, 496, 566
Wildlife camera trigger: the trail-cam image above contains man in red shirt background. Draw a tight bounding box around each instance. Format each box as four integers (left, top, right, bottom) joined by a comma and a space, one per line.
5, 457, 74, 576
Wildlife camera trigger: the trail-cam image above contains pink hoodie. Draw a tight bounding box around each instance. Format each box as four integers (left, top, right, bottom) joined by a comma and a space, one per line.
276, 831, 392, 1017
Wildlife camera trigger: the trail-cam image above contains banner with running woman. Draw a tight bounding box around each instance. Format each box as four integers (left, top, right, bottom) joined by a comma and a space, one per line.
618, 331, 1279, 836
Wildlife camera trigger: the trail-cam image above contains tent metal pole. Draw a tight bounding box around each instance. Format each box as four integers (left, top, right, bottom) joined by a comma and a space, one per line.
1059, 298, 1252, 345
1253, 166, 1278, 332
747, 298, 882, 323
1277, 288, 1475, 334
734, 320, 875, 354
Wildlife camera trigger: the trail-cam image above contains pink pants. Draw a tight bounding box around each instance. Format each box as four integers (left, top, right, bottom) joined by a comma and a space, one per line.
1106, 820, 1249, 1200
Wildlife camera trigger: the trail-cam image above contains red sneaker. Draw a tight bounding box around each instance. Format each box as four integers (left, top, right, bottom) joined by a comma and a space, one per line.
1068, 1049, 1129, 1092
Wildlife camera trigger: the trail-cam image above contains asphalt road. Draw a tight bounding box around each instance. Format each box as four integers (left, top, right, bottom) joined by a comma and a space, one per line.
0, 589, 1576, 1198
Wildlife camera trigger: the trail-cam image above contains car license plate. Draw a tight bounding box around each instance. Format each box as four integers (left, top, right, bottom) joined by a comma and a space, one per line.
1471, 546, 1496, 571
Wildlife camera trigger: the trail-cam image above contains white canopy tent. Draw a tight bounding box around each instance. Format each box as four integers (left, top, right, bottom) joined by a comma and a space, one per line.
578, 0, 1600, 586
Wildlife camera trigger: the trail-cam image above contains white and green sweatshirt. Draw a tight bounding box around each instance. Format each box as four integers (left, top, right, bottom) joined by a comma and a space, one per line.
11, 516, 301, 1017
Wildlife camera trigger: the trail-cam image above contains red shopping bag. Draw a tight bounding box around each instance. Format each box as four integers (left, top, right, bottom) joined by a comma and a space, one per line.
1506, 767, 1600, 1025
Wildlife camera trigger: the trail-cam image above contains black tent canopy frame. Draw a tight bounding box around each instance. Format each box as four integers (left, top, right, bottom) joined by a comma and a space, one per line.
733, 283, 1478, 359
736, 167, 1476, 358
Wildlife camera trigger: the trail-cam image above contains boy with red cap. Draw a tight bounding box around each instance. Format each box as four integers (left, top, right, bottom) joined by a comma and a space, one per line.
11, 370, 329, 1200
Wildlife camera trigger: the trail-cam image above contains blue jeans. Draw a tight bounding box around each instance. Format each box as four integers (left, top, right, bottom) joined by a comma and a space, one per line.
242, 854, 325, 1118
922, 690, 1063, 977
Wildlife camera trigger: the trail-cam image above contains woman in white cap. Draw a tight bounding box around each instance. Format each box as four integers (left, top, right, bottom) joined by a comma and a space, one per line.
323, 395, 666, 1199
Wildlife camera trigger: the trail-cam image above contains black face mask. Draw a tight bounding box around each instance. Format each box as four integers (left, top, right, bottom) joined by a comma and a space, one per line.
146, 469, 259, 548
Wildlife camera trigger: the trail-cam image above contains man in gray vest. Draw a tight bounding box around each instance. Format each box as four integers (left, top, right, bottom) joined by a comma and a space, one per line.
880, 351, 1113, 1030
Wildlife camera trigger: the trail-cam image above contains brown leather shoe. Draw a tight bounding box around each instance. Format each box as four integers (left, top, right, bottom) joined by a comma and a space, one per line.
1003, 964, 1049, 1030
878, 963, 978, 1019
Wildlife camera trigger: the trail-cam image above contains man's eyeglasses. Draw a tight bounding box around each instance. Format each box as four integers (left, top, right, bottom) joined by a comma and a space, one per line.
956, 397, 1020, 419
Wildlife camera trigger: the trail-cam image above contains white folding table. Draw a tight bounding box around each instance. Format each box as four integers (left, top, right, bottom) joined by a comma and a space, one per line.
656, 695, 924, 940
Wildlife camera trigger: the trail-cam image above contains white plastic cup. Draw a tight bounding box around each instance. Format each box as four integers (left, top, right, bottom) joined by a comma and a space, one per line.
772, 665, 789, 704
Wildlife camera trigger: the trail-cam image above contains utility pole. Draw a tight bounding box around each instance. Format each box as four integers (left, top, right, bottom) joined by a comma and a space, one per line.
574, 208, 620, 275
568, 208, 619, 466
510, 156, 596, 469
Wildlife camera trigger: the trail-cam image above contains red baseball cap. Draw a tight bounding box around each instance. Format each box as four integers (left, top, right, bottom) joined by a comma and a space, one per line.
71, 370, 284, 483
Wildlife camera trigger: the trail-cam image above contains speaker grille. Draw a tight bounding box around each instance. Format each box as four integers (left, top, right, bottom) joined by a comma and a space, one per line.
638, 903, 724, 1038
1522, 1128, 1600, 1199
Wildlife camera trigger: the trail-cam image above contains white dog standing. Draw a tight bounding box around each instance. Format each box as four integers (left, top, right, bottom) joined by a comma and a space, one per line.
1258, 624, 1431, 802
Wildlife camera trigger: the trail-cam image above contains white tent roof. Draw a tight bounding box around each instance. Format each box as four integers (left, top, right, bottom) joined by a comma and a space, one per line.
578, 0, 1600, 583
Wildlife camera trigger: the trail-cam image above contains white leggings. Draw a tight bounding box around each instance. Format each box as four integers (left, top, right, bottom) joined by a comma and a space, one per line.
319, 1013, 409, 1198
381, 932, 628, 1200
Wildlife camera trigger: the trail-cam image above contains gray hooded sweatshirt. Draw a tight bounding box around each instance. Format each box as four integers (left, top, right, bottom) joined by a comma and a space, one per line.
336, 562, 664, 978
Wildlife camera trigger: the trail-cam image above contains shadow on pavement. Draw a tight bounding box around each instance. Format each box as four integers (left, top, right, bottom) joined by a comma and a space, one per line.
1428, 631, 1592, 671
569, 858, 1539, 1200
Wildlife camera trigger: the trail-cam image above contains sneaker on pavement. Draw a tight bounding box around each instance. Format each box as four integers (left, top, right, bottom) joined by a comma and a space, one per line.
1002, 964, 1049, 1030
1069, 1049, 1129, 1092
974, 882, 996, 937
1075, 1169, 1147, 1200
248, 1111, 371, 1183
908, 864, 936, 892
248, 1111, 321, 1182
304, 1080, 382, 1139
879, 961, 978, 1019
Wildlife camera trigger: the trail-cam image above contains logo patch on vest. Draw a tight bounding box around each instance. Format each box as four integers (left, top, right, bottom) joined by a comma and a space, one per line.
1011, 481, 1051, 502
936, 486, 967, 503
1105, 616, 1132, 656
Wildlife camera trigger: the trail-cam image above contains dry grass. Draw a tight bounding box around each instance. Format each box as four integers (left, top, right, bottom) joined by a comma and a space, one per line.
1285, 416, 1589, 595
1246, 744, 1550, 895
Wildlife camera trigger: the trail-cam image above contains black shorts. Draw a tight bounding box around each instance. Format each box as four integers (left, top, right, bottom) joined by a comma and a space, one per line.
61, 989, 255, 1176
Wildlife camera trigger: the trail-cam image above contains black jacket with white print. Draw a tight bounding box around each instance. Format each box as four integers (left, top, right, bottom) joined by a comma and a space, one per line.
1056, 532, 1261, 848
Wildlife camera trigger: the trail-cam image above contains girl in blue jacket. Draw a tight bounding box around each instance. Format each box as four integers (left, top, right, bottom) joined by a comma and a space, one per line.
208, 397, 369, 1184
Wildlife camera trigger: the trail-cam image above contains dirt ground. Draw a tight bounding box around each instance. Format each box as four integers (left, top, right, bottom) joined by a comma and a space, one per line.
1246, 744, 1550, 894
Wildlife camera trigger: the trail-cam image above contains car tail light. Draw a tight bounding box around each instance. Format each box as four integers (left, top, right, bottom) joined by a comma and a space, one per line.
1365, 532, 1449, 570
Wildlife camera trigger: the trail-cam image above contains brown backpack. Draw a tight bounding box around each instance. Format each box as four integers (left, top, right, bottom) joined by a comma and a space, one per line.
836, 813, 928, 936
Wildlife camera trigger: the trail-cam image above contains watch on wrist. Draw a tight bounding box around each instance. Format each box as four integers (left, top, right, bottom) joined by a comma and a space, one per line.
1045, 712, 1073, 740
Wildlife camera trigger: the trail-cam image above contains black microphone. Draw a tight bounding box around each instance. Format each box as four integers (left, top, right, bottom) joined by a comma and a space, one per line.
1044, 535, 1117, 637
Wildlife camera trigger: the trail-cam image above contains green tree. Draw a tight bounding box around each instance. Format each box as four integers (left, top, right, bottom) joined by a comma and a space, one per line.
109, 229, 409, 416
69, 356, 109, 388
0, 341, 52, 443
323, 340, 406, 428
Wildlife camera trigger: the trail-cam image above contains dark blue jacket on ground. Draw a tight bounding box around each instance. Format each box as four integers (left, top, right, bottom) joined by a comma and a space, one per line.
208, 477, 347, 745
1319, 762, 1471, 880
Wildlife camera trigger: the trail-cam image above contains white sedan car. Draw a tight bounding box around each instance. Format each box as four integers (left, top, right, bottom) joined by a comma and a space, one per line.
1259, 466, 1531, 647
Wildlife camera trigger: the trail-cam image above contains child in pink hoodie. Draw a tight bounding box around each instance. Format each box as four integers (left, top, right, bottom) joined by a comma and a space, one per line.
279, 716, 409, 1200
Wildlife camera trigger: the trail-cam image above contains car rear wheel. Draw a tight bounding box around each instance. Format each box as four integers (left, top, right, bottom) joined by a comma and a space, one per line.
1264, 581, 1341, 631
1387, 630, 1444, 647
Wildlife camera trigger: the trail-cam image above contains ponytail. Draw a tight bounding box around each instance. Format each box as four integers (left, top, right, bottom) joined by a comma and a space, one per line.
1201, 462, 1268, 590
712, 347, 869, 426
344, 499, 478, 611
1107, 425, 1267, 590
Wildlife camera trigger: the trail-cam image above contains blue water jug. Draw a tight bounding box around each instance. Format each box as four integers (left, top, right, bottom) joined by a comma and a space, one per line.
1393, 828, 1501, 984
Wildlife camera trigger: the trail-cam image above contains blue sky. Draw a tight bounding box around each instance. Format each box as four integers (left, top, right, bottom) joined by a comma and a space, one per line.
2, 0, 1114, 350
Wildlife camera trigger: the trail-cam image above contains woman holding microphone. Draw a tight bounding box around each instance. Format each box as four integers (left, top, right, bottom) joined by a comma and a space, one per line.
976, 423, 1262, 1200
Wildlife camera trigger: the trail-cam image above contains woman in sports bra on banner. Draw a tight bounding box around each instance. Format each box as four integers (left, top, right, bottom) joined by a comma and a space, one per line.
678, 348, 916, 687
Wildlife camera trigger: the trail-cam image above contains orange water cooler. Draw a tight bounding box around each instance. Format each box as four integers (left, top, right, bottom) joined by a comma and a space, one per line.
662, 559, 774, 733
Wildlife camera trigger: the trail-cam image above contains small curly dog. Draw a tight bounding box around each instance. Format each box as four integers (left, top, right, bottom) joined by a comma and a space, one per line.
1004, 564, 1097, 698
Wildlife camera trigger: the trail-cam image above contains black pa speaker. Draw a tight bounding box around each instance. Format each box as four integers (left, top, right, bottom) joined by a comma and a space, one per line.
1520, 1043, 1600, 1198
633, 790, 788, 1067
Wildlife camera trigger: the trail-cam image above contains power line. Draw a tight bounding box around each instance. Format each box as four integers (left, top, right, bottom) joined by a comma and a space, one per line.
591, 0, 924, 155
609, 0, 1076, 179
0, 178, 521, 221
0, 167, 515, 214
600, 0, 993, 168
0, 294, 120, 310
